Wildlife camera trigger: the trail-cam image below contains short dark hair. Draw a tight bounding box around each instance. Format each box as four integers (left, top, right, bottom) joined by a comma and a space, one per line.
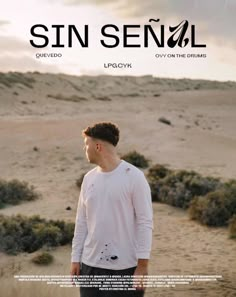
82, 122, 120, 146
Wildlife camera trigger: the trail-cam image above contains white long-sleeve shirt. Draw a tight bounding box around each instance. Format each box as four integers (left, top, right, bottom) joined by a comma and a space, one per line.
71, 160, 153, 270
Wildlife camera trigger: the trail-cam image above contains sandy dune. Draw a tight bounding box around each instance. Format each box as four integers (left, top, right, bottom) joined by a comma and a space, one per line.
0, 73, 236, 296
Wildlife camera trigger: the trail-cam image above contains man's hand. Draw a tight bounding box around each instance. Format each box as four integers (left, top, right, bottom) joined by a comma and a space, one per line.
70, 262, 80, 285
133, 259, 148, 291
71, 262, 80, 276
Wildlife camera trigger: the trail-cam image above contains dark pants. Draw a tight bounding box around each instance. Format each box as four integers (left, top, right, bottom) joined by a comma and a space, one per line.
80, 262, 145, 297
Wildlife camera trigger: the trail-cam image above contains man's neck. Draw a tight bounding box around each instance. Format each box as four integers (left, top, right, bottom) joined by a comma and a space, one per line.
97, 156, 121, 172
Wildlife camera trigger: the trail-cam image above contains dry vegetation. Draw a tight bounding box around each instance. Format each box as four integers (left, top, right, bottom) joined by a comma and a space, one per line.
121, 151, 149, 168
147, 164, 236, 236
0, 214, 74, 255
0, 179, 39, 208
32, 252, 54, 265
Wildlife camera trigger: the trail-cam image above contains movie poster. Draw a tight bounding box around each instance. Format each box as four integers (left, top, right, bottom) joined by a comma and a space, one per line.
0, 1, 236, 297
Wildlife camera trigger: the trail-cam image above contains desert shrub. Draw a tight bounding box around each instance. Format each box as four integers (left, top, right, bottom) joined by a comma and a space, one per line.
229, 215, 236, 239
33, 224, 62, 247
148, 164, 236, 234
188, 191, 230, 226
49, 219, 75, 245
0, 179, 39, 208
188, 196, 207, 221
32, 252, 54, 265
75, 173, 85, 188
147, 164, 172, 201
147, 165, 221, 207
223, 180, 236, 216
0, 214, 75, 255
189, 182, 236, 226
147, 164, 171, 180
121, 151, 149, 168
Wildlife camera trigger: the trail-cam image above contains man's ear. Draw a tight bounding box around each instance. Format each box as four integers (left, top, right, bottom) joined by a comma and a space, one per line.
96, 143, 101, 151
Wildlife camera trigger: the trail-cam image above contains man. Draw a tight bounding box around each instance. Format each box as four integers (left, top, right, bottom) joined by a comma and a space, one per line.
71, 122, 153, 297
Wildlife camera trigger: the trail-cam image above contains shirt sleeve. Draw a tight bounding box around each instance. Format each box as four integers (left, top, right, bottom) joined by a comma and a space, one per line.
71, 180, 88, 263
132, 171, 153, 259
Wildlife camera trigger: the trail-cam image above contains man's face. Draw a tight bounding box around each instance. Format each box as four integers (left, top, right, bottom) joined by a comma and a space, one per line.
83, 136, 98, 164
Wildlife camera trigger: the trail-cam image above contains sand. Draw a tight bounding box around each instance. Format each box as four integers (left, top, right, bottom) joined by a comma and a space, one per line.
0, 73, 236, 297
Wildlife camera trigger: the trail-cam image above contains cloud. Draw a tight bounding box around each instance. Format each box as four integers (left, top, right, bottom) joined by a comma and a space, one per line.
0, 36, 31, 53
62, 0, 236, 47
0, 36, 60, 73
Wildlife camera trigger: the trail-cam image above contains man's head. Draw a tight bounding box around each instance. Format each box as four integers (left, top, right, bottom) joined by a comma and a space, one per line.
82, 122, 120, 164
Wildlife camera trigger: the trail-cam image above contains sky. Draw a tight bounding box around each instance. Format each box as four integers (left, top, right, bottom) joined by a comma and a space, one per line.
0, 0, 236, 81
